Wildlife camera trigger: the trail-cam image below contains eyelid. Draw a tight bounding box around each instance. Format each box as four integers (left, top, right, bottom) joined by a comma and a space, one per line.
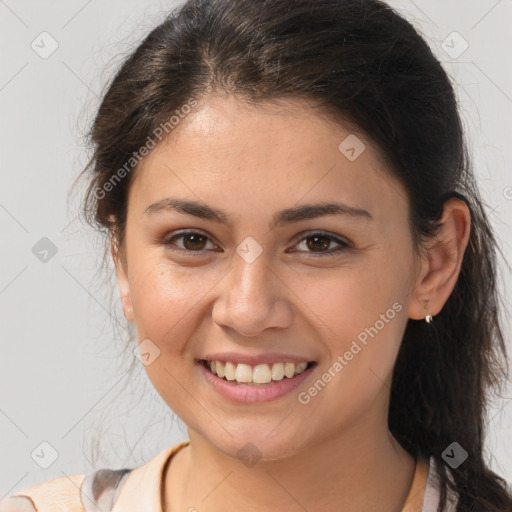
162, 229, 351, 256
162, 229, 219, 252
289, 230, 350, 256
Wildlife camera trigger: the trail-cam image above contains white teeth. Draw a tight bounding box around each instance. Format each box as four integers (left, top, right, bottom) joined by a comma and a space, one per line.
295, 361, 308, 374
204, 359, 311, 383
215, 361, 225, 378
235, 363, 253, 383
284, 362, 295, 378
252, 364, 272, 384
224, 361, 236, 381
271, 362, 285, 381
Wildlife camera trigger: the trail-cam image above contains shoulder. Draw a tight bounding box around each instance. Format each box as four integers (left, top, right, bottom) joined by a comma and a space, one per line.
0, 496, 37, 512
0, 442, 189, 512
0, 473, 86, 511
0, 468, 132, 512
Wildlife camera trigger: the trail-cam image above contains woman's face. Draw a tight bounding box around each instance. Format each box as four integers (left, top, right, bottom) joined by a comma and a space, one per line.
114, 94, 424, 461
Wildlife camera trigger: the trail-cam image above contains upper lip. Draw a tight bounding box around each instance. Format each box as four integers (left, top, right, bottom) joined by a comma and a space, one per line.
199, 352, 318, 366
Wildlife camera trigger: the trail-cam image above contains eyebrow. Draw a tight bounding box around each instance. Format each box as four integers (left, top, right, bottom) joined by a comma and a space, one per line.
144, 198, 373, 230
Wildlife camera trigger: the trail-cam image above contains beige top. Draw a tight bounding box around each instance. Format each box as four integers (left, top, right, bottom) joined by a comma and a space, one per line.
1, 442, 457, 511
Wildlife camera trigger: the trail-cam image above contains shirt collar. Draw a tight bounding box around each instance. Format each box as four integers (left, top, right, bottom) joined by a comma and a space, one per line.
112, 441, 190, 512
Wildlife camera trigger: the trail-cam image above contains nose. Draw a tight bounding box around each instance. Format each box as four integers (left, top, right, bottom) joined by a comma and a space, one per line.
211, 254, 294, 337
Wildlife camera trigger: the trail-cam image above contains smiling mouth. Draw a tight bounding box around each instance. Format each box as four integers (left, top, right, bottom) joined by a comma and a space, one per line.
199, 359, 317, 386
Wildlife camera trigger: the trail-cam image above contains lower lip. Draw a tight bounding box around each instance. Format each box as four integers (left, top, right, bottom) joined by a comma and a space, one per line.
197, 361, 317, 403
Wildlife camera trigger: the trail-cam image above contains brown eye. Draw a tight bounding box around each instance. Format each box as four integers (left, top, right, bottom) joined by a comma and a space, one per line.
305, 235, 331, 252
163, 231, 215, 252
292, 231, 350, 256
181, 233, 207, 250
162, 230, 350, 257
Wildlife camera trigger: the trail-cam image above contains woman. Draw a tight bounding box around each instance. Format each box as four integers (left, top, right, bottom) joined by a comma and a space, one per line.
2, 0, 511, 510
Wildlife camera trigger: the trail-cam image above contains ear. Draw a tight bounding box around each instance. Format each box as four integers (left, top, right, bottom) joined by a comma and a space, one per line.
110, 238, 135, 323
408, 197, 471, 320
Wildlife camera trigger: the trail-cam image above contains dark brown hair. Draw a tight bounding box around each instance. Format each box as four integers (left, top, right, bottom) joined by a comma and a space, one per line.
76, 0, 512, 510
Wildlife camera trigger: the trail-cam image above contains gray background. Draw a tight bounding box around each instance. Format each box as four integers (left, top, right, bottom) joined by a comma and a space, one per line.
1, 0, 511, 496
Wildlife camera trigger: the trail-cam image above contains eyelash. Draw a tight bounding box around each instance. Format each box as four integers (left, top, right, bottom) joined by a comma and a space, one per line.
162, 230, 350, 257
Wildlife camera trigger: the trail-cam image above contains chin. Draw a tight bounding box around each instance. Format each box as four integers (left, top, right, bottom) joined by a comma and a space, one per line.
207, 429, 307, 465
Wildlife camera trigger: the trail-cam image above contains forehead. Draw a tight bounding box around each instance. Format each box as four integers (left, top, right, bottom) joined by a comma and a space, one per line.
128, 95, 409, 226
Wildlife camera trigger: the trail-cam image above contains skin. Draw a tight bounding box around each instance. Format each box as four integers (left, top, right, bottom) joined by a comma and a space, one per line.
112, 94, 471, 512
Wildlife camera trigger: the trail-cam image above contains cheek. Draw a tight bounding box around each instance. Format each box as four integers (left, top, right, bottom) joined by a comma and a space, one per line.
129, 259, 225, 348
128, 262, 213, 405
303, 250, 410, 382
300, 259, 406, 341
132, 268, 188, 332
295, 266, 408, 434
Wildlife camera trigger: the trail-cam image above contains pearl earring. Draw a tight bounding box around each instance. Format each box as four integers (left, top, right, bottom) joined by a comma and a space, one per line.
422, 298, 433, 323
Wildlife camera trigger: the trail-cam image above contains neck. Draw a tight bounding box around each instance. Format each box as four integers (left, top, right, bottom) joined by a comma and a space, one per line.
164, 414, 416, 511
